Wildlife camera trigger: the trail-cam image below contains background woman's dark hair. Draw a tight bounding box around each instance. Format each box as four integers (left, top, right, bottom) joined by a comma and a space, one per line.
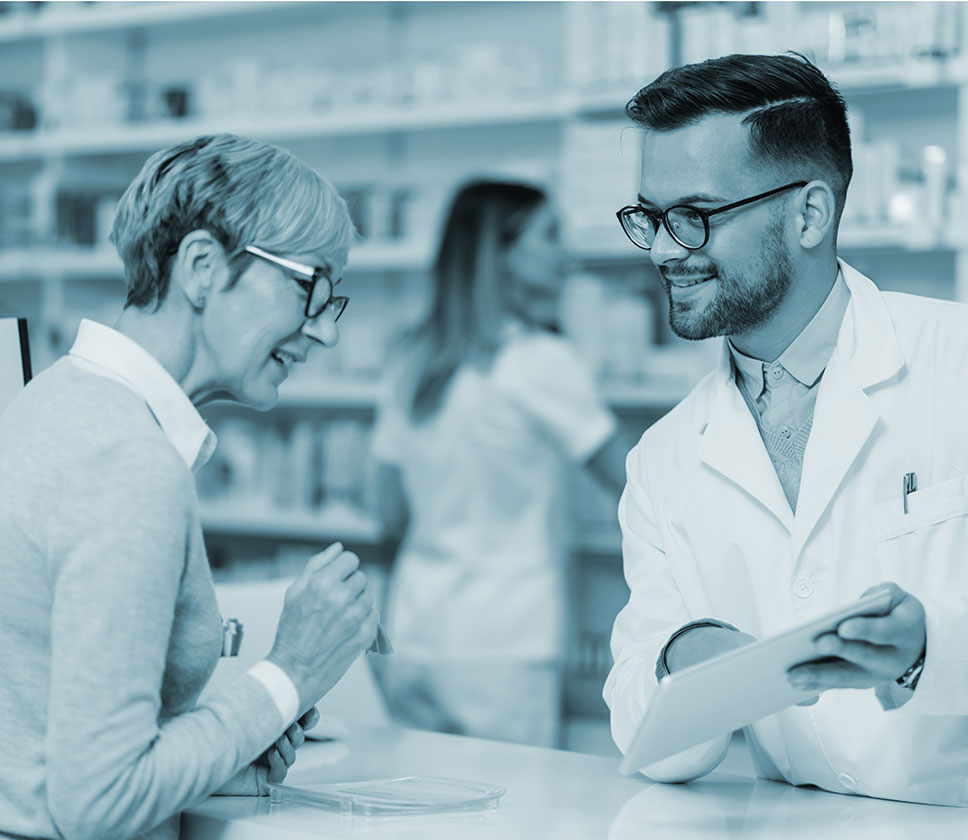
403, 179, 547, 422
627, 53, 852, 225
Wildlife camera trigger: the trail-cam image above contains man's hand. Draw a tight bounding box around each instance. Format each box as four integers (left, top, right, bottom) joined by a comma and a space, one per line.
257, 707, 320, 784
787, 583, 926, 694
665, 625, 756, 673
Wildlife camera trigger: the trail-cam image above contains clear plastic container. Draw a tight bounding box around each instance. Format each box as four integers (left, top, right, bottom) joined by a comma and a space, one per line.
267, 775, 506, 816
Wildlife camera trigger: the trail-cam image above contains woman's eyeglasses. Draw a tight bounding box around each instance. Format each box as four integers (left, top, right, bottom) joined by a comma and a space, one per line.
243, 244, 349, 322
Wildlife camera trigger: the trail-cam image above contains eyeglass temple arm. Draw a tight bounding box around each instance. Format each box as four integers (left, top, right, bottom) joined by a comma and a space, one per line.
704, 181, 809, 219
243, 245, 316, 277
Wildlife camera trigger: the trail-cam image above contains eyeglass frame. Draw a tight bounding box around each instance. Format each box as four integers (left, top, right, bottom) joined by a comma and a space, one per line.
616, 180, 809, 251
242, 244, 349, 322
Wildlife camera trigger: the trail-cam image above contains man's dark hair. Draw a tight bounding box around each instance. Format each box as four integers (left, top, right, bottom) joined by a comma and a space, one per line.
627, 53, 852, 220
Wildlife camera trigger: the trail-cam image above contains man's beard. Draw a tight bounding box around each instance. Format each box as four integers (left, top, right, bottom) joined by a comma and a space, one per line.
661, 220, 793, 341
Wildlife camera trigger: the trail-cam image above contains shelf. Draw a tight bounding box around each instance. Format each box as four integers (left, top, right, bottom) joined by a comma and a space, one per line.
0, 1, 284, 42
0, 247, 122, 280
250, 379, 686, 411
200, 501, 383, 544
574, 522, 623, 556
200, 497, 622, 557
0, 97, 576, 162
600, 382, 688, 410
838, 226, 963, 252
0, 241, 430, 280
827, 58, 967, 94
275, 378, 383, 409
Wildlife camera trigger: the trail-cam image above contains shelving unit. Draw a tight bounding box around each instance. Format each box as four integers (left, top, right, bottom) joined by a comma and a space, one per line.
2, 0, 966, 743
199, 500, 383, 544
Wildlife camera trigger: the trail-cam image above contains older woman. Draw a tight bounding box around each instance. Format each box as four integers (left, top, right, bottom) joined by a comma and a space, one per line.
0, 134, 378, 840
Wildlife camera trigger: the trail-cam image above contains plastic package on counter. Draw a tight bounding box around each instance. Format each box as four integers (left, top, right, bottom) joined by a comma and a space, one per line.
268, 776, 505, 815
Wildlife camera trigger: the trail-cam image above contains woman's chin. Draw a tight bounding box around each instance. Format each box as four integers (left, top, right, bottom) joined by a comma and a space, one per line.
238, 383, 280, 412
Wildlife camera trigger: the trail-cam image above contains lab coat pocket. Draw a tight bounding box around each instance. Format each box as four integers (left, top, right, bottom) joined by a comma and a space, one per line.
868, 474, 968, 592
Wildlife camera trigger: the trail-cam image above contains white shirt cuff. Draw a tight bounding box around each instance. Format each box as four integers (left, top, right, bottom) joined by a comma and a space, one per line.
247, 660, 300, 726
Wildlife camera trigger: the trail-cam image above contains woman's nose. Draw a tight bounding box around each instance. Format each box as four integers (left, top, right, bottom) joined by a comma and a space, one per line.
302, 311, 340, 347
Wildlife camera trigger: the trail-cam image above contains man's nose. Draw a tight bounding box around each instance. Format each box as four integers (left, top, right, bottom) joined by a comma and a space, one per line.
649, 219, 691, 268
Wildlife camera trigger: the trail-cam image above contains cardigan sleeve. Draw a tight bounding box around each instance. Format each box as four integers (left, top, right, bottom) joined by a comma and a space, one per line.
44, 437, 285, 840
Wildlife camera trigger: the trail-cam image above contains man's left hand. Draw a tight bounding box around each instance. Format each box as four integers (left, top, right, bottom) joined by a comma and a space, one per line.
787, 582, 925, 693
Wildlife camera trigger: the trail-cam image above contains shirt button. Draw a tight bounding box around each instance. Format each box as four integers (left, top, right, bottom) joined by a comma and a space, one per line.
771, 367, 783, 380
838, 772, 858, 790
793, 578, 815, 599
779, 426, 792, 439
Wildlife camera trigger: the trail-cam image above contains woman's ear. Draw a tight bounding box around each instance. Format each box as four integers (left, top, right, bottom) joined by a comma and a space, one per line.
172, 230, 225, 310
797, 181, 836, 250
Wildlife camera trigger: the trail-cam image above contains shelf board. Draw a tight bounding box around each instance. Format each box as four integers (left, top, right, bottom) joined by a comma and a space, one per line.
0, 98, 575, 161
828, 58, 965, 93
275, 378, 383, 409
838, 226, 962, 252
574, 523, 623, 556
0, 247, 122, 280
600, 382, 688, 410
268, 380, 686, 411
200, 501, 383, 544
0, 242, 430, 280
0, 1, 285, 42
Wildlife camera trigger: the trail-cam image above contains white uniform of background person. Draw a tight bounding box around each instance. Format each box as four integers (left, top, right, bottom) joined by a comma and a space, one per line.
607, 261, 968, 805
370, 180, 626, 747
373, 326, 615, 745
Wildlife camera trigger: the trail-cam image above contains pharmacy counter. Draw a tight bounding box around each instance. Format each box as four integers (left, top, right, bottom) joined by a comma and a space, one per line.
182, 724, 968, 839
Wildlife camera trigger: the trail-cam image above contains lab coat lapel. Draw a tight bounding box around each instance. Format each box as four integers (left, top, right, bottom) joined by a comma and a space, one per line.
791, 262, 905, 560
699, 342, 795, 531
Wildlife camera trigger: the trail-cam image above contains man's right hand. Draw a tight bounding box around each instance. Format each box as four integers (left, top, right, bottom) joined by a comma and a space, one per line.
267, 542, 379, 712
665, 625, 756, 673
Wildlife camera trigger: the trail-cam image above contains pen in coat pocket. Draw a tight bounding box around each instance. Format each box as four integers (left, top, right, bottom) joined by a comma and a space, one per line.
902, 471, 917, 514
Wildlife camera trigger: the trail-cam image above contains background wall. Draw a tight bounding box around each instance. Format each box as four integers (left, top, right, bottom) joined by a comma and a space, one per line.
2, 0, 966, 753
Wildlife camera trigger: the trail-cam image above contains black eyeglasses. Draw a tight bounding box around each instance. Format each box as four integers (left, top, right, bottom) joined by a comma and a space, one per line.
243, 244, 349, 322
616, 181, 808, 251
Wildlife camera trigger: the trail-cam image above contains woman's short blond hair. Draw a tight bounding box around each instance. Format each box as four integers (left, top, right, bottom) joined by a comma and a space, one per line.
111, 134, 355, 309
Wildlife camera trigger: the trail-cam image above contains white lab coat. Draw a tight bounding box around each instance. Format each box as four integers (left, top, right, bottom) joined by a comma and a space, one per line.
372, 326, 616, 663
605, 261, 968, 806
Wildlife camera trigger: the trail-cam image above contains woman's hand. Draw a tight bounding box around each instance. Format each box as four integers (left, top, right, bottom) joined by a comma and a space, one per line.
257, 707, 321, 783
267, 543, 380, 711
214, 707, 321, 796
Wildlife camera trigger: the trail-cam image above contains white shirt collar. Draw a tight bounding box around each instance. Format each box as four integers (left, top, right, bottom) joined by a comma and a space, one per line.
729, 267, 850, 395
68, 319, 216, 472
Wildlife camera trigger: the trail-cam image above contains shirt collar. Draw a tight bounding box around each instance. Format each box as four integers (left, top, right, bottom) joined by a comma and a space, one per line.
68, 319, 216, 472
729, 268, 850, 395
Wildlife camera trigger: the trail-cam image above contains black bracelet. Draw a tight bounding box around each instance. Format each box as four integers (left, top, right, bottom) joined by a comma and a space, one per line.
656, 619, 738, 680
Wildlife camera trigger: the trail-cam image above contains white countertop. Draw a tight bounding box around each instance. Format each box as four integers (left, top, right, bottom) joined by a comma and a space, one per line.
182, 724, 968, 839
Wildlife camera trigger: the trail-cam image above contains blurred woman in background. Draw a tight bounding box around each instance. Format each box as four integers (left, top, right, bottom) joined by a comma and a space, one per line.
370, 179, 627, 747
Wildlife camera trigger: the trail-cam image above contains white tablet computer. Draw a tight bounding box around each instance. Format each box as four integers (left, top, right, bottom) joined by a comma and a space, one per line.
618, 589, 894, 775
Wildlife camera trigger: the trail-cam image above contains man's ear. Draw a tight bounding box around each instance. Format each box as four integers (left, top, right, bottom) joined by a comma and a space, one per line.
172, 230, 225, 310
797, 181, 836, 250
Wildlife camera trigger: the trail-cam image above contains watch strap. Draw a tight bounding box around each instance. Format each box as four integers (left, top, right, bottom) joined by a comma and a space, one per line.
895, 646, 926, 691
